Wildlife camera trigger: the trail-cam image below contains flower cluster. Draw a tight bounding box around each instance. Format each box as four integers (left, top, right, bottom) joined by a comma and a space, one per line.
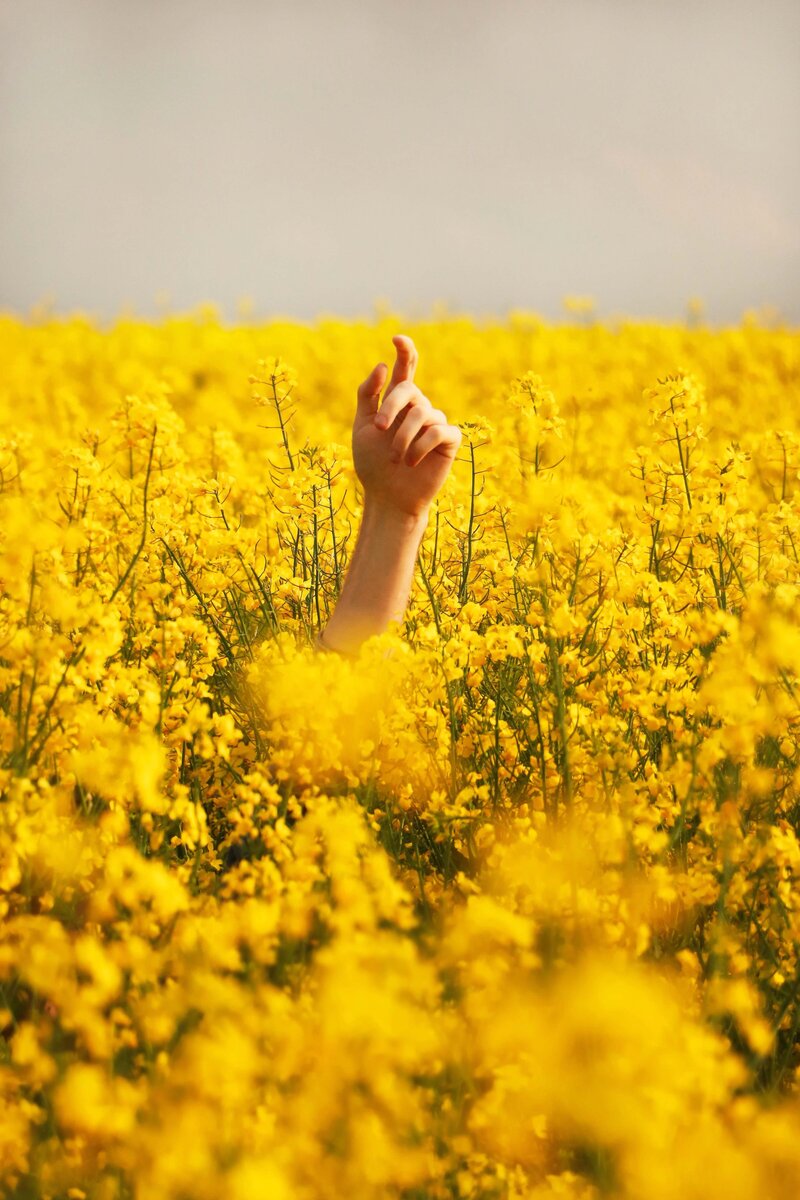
0, 307, 799, 1198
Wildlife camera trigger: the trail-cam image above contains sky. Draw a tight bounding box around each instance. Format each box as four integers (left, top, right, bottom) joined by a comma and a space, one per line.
1, 0, 798, 325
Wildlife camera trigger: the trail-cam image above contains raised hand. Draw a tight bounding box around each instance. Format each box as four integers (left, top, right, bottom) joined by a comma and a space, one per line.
352, 335, 462, 518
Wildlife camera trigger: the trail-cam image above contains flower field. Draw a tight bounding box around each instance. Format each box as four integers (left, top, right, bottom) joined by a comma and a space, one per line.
2, 307, 800, 1199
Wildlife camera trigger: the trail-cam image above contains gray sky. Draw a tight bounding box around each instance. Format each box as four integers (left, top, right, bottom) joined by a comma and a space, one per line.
1, 0, 799, 324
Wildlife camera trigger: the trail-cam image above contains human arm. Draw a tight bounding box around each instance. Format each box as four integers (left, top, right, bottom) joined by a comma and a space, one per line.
316, 335, 462, 656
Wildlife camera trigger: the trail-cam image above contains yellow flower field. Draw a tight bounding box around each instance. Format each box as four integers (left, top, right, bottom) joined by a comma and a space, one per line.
1, 307, 800, 1199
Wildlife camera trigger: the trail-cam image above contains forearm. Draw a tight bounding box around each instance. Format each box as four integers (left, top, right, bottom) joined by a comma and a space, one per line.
318, 499, 429, 655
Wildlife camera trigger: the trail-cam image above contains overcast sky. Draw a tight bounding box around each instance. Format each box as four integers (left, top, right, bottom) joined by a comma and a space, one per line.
1, 0, 798, 324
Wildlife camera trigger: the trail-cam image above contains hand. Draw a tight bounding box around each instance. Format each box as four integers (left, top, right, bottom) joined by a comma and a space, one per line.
352, 335, 463, 518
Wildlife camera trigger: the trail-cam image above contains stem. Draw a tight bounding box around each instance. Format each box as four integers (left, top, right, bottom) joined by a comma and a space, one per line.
109, 425, 158, 605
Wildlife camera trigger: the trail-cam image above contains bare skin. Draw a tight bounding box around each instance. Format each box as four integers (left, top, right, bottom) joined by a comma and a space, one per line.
317, 334, 462, 656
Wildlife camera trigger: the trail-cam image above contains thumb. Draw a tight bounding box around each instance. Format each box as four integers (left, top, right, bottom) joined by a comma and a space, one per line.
356, 362, 388, 419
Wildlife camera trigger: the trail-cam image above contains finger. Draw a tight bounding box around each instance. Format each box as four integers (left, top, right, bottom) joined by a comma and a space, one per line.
374, 379, 426, 430
388, 403, 438, 458
381, 334, 418, 404
390, 405, 446, 463
356, 362, 389, 418
404, 423, 463, 468
426, 408, 448, 425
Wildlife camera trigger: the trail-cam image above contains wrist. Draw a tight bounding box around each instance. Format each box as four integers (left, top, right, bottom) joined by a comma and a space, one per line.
361, 496, 431, 533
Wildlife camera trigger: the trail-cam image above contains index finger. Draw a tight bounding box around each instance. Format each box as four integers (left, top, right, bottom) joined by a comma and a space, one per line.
382, 334, 418, 403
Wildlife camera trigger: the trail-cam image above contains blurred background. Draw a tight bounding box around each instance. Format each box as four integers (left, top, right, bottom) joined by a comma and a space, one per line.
1, 0, 798, 326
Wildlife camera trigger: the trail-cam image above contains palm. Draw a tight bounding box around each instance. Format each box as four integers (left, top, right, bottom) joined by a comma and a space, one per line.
353, 415, 455, 516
